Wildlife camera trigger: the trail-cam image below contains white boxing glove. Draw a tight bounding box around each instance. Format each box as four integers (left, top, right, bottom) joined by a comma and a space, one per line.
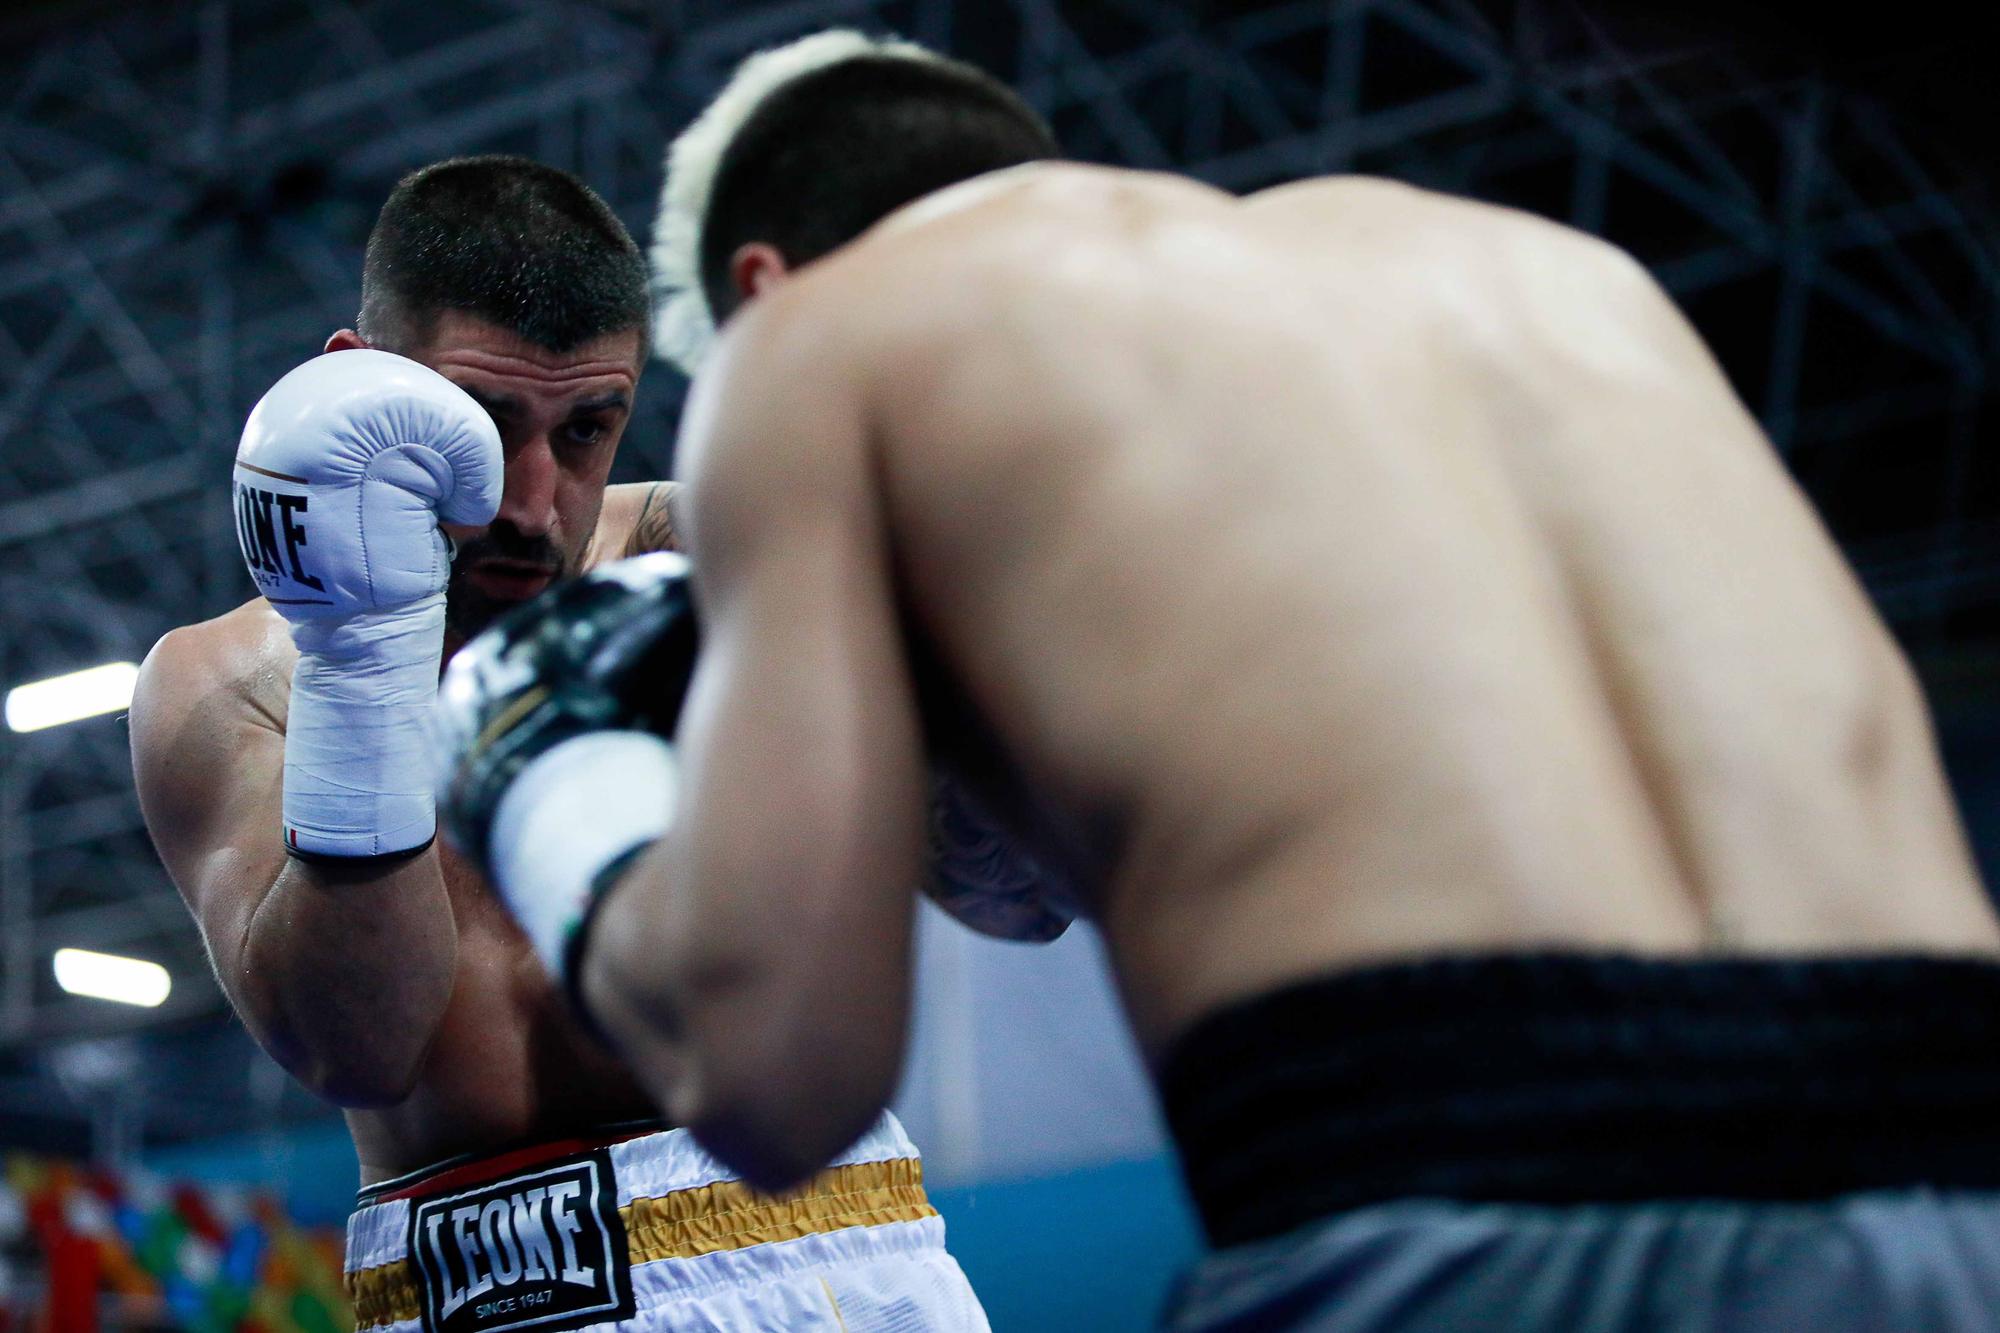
234, 348, 502, 859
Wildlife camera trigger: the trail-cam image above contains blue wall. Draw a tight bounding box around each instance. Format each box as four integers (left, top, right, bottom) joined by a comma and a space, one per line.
146, 1118, 361, 1227
933, 1156, 1202, 1332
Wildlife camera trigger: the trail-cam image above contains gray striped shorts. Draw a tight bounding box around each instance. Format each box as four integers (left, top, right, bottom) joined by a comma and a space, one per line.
1167, 1190, 2000, 1332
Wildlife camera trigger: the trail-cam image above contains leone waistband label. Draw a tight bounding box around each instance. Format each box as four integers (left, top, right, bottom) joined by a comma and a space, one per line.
407, 1147, 634, 1333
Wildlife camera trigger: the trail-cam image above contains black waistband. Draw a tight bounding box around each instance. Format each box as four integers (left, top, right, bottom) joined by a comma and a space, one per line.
355, 1117, 672, 1206
1159, 952, 2000, 1249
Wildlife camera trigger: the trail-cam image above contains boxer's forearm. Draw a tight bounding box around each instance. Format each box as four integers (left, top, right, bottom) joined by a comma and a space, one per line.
574, 908, 692, 1122
234, 852, 457, 1107
573, 885, 813, 1188
575, 853, 894, 1192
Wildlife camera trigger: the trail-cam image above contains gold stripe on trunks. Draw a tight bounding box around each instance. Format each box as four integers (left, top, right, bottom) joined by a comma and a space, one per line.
343, 1157, 934, 1329
347, 1258, 421, 1330
623, 1157, 936, 1263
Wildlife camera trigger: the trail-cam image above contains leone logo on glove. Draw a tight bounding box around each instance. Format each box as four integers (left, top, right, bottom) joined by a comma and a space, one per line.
407, 1150, 633, 1333
233, 474, 329, 602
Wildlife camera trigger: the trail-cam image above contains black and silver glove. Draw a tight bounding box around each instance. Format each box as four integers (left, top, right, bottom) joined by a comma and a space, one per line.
432, 551, 699, 984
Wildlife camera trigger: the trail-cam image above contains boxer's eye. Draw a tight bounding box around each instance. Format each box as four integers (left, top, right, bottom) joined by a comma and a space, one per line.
561, 418, 608, 447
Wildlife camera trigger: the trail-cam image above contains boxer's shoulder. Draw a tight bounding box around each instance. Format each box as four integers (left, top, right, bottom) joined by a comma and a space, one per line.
711, 224, 1012, 393
131, 602, 291, 865
1247, 175, 1680, 377
691, 277, 877, 436
135, 600, 292, 740
1248, 173, 1650, 286
872, 160, 1224, 244
589, 481, 682, 565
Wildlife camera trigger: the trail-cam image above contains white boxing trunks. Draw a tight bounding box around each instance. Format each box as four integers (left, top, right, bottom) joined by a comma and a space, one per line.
343, 1113, 988, 1333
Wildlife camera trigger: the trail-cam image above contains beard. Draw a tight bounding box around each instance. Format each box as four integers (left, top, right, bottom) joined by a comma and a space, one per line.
443, 523, 572, 641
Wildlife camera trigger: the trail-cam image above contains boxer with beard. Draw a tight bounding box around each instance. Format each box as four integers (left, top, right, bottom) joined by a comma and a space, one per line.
131, 154, 986, 1333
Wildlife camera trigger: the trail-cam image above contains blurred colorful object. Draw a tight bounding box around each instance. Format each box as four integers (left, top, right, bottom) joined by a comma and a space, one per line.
0, 1155, 350, 1333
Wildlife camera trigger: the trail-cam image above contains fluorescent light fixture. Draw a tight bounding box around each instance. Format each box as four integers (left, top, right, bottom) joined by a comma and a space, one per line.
5, 661, 139, 732
52, 948, 171, 1008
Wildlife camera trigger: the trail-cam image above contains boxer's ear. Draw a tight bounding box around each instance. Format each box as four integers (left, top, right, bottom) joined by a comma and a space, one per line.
729, 243, 790, 302
325, 328, 368, 354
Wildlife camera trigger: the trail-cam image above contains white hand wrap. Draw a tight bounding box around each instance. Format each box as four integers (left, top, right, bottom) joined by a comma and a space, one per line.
285, 599, 448, 857
234, 349, 502, 860
489, 731, 679, 979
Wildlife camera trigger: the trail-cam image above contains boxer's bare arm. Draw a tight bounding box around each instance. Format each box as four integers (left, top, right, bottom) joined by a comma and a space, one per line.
582, 318, 923, 1188
578, 482, 685, 571
621, 480, 682, 558
131, 608, 457, 1106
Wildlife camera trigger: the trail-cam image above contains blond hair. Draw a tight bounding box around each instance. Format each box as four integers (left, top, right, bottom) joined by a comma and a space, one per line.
649, 29, 942, 376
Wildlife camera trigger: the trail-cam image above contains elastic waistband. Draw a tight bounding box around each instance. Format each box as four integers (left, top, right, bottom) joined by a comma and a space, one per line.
344, 1113, 939, 1329
357, 1120, 671, 1206
1161, 952, 2000, 1249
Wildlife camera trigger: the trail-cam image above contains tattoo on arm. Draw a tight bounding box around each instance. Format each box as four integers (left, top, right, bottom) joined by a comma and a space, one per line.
627, 482, 683, 556
922, 773, 1075, 942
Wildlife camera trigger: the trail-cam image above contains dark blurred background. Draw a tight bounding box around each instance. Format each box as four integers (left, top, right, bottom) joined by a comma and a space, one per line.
0, 1, 1994, 1327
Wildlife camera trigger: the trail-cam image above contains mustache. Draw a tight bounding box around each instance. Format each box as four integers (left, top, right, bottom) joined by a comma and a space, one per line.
450, 526, 565, 574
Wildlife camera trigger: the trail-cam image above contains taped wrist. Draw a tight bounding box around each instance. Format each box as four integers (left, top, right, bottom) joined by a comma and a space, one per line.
488, 730, 678, 984
282, 596, 445, 859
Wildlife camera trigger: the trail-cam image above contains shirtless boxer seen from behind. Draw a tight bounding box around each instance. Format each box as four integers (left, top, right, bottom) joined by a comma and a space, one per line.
130, 154, 987, 1333
432, 33, 2000, 1333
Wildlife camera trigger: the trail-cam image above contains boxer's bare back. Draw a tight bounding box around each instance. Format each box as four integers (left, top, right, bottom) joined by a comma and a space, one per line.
695, 163, 1999, 1055
135, 440, 676, 1183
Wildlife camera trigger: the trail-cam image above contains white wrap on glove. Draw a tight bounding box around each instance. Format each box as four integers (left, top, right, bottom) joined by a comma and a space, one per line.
234, 348, 502, 859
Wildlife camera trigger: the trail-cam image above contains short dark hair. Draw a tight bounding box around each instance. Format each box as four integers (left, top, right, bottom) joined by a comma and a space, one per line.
359, 155, 649, 355
699, 56, 1058, 324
